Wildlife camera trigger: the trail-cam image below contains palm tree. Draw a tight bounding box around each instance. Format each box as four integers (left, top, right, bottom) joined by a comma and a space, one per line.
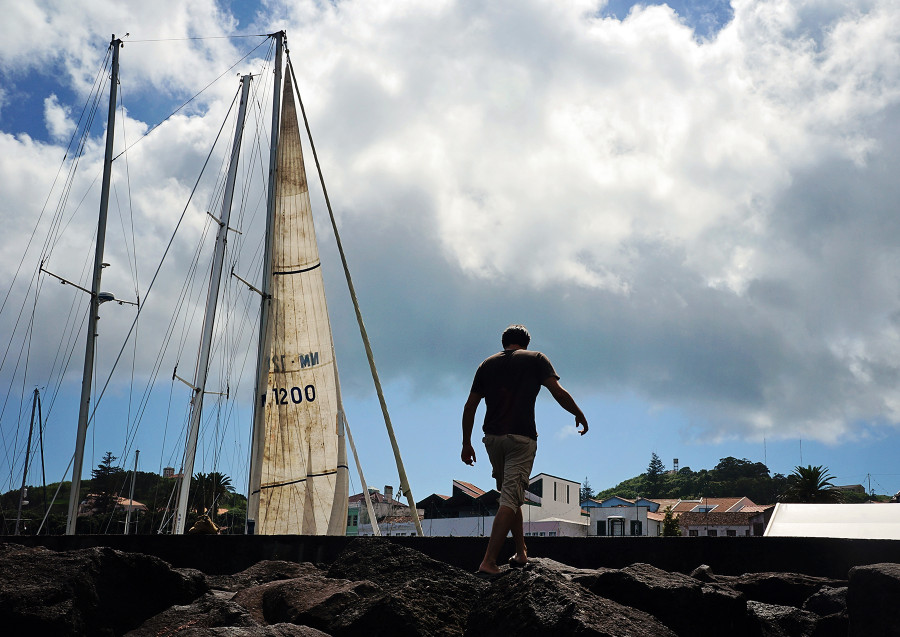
780, 465, 843, 503
190, 472, 234, 519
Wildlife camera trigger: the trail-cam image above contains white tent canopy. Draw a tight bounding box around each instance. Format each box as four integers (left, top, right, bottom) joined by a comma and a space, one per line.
765, 503, 900, 540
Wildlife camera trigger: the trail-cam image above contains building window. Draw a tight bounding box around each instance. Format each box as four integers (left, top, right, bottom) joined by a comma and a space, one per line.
596, 521, 606, 536
566, 484, 570, 504
745, 529, 751, 536
630, 520, 643, 536
549, 531, 557, 537
609, 518, 625, 536
726, 529, 736, 537
707, 529, 718, 537
689, 529, 699, 537
347, 512, 358, 527
554, 482, 558, 501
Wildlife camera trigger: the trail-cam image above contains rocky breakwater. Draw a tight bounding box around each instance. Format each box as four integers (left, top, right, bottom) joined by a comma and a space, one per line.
0, 538, 897, 636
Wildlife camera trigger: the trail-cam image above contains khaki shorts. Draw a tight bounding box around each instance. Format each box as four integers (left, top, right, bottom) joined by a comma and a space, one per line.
483, 434, 537, 510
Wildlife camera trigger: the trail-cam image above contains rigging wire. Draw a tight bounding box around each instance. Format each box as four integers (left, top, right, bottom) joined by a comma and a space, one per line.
17, 34, 280, 531
112, 37, 270, 161
43, 87, 241, 493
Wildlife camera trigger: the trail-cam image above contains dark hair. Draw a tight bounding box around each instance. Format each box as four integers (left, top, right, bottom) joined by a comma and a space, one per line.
502, 324, 530, 348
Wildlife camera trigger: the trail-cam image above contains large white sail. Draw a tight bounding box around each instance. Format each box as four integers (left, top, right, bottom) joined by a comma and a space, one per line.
257, 71, 349, 535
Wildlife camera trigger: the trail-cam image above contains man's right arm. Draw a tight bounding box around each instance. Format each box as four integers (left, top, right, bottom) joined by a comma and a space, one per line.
542, 377, 588, 435
461, 391, 482, 465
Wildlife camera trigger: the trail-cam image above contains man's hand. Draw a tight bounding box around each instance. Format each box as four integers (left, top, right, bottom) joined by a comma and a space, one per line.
461, 442, 477, 466
576, 415, 589, 436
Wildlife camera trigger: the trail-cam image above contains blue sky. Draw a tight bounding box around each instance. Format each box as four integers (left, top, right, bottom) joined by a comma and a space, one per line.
3, 0, 900, 511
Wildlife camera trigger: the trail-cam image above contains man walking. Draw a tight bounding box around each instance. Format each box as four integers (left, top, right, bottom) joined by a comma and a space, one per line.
462, 324, 588, 576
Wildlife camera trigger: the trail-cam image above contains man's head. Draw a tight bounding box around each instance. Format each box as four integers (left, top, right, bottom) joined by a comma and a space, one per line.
501, 324, 531, 349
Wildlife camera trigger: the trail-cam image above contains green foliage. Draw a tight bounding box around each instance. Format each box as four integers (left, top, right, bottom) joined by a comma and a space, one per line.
90, 451, 126, 514
661, 506, 682, 536
1, 452, 247, 535
191, 472, 235, 518
780, 465, 843, 503
579, 477, 594, 503
645, 453, 666, 498
593, 455, 873, 505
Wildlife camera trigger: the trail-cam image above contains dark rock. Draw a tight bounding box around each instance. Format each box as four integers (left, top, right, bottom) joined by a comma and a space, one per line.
466, 558, 678, 637
691, 564, 717, 582
747, 600, 818, 637
154, 625, 331, 636
848, 562, 900, 636
0, 543, 206, 636
327, 537, 477, 587
810, 611, 849, 637
322, 537, 488, 635
125, 591, 260, 635
208, 559, 324, 592
802, 586, 847, 616
573, 561, 747, 637
717, 572, 845, 608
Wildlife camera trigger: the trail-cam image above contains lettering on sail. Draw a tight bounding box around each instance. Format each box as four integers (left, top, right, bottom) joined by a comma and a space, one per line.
271, 351, 320, 372
270, 351, 320, 406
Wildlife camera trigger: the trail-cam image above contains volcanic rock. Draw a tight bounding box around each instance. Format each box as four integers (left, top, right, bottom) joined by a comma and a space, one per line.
848, 562, 900, 636
573, 561, 747, 637
802, 586, 847, 616
466, 558, 678, 637
207, 559, 324, 592
746, 600, 818, 637
0, 543, 206, 636
714, 571, 846, 608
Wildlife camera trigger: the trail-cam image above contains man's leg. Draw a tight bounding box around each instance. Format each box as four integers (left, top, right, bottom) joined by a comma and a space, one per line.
509, 506, 527, 564
478, 505, 517, 574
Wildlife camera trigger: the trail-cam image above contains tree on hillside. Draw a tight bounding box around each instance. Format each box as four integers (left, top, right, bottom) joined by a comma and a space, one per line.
645, 453, 666, 498
91, 451, 125, 514
580, 477, 594, 504
780, 465, 842, 503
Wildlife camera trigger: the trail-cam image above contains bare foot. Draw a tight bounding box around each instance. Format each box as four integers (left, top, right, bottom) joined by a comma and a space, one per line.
508, 553, 528, 567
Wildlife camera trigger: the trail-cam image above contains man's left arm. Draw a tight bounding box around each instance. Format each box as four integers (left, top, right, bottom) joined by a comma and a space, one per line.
542, 377, 588, 435
461, 391, 482, 465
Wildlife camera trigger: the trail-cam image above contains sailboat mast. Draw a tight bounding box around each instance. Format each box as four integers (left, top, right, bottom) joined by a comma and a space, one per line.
173, 74, 253, 534
124, 449, 139, 535
14, 389, 39, 535
66, 36, 122, 535
247, 31, 284, 533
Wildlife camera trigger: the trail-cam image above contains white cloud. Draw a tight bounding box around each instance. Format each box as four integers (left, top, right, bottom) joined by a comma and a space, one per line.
3, 0, 900, 458
43, 94, 74, 140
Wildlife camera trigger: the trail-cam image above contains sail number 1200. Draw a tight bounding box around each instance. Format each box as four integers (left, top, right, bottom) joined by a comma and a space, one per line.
272, 385, 317, 405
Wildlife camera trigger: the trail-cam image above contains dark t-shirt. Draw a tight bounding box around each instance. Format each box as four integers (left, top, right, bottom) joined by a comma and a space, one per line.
470, 349, 559, 439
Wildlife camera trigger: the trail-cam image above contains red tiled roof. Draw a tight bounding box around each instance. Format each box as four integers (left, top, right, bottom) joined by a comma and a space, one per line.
348, 491, 406, 506
678, 511, 756, 526
741, 504, 774, 513
672, 497, 756, 513
453, 480, 486, 498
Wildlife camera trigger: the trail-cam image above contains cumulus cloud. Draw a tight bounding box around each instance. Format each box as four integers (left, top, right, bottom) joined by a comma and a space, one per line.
43, 94, 75, 140
3, 0, 900, 467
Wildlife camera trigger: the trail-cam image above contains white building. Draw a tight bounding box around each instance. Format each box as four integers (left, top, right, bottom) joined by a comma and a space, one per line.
356, 473, 589, 537
584, 496, 663, 536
